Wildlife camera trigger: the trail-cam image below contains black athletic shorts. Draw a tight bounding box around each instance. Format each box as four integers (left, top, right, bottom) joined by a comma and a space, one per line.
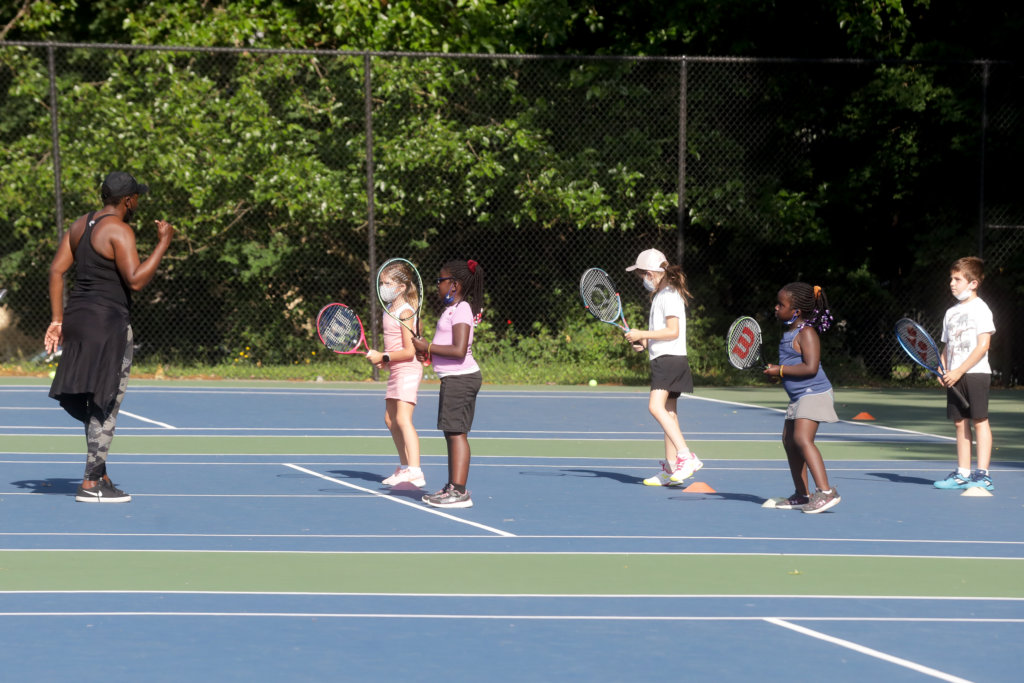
650, 355, 693, 399
437, 370, 483, 433
947, 373, 990, 421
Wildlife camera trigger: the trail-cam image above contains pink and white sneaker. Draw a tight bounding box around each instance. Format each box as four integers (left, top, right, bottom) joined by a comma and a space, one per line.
382, 467, 403, 486
669, 453, 703, 484
384, 467, 426, 488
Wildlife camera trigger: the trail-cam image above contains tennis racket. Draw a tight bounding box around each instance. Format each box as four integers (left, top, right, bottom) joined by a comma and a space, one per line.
726, 316, 766, 370
376, 258, 423, 338
316, 303, 369, 355
894, 318, 970, 409
580, 268, 629, 331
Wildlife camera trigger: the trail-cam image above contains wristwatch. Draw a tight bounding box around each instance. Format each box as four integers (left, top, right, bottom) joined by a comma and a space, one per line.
382, 353, 390, 363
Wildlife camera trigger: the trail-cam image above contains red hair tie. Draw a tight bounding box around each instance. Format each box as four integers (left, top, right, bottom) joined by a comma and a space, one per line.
467, 259, 478, 274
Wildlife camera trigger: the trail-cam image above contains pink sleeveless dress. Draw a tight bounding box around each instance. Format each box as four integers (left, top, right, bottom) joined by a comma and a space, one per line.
383, 304, 423, 403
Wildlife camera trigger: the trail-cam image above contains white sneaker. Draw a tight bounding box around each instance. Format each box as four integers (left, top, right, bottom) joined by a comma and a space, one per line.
669, 454, 703, 484
385, 467, 426, 488
643, 462, 680, 487
382, 467, 403, 486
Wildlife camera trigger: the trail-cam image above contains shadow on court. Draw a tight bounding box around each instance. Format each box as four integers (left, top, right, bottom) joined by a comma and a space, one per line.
666, 491, 773, 506
9, 478, 79, 494
326, 469, 427, 500
534, 468, 645, 485
866, 472, 935, 486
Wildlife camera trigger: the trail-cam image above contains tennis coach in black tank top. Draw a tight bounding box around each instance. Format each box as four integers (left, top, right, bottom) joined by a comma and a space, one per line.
45, 171, 174, 502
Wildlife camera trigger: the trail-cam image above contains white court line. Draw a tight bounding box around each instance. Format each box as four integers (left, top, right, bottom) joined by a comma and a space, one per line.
765, 617, 974, 683
0, 546, 1021, 561
0, 612, 1019, 634
284, 464, 515, 538
118, 411, 176, 429
2, 590, 1023, 601
1, 531, 1021, 546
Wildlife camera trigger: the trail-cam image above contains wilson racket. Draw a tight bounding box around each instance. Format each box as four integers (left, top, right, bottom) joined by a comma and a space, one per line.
316, 303, 369, 355
376, 258, 424, 338
894, 317, 970, 409
580, 268, 629, 331
727, 316, 766, 370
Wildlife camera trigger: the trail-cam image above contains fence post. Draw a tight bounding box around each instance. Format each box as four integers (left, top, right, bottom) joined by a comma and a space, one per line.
977, 60, 989, 258
363, 52, 379, 379
676, 57, 687, 266
47, 44, 64, 240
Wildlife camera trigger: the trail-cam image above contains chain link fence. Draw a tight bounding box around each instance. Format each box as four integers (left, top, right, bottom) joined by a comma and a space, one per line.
1, 43, 1021, 385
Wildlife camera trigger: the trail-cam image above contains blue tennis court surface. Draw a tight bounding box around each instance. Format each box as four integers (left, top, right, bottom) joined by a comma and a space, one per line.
1, 382, 1021, 682
0, 384, 952, 442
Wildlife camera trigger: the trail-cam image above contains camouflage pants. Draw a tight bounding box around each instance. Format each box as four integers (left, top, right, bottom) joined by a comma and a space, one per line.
83, 326, 133, 480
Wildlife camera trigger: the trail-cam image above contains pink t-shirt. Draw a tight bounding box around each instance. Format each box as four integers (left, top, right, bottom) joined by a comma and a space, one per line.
382, 303, 421, 371
431, 301, 479, 377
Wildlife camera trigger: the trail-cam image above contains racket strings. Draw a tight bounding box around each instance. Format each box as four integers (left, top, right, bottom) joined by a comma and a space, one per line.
378, 259, 423, 324
580, 271, 620, 322
318, 309, 361, 350
727, 318, 763, 369
896, 320, 939, 367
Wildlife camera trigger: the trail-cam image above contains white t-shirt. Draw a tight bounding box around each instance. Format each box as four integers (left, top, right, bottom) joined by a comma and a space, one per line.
647, 286, 687, 359
941, 296, 995, 374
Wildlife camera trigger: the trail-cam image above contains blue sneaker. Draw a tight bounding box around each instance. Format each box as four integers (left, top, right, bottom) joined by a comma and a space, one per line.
934, 471, 970, 490
966, 470, 993, 491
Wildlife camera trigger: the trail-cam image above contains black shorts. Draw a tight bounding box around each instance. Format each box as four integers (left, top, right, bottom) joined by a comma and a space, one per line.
947, 373, 990, 421
650, 355, 694, 399
437, 370, 482, 433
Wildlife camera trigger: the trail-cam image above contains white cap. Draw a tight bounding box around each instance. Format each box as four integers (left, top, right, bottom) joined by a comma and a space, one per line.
625, 248, 667, 272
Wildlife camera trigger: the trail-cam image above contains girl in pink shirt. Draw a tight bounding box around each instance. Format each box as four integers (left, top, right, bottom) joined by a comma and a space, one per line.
412, 259, 484, 508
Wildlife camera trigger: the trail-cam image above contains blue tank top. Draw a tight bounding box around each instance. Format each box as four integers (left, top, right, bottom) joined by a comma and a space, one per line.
778, 326, 832, 401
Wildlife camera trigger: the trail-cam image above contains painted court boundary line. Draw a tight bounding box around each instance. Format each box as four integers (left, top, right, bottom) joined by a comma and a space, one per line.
283, 463, 515, 538
2, 531, 1023, 548
2, 549, 1021, 561
0, 609, 1000, 679
0, 612, 1019, 626
765, 617, 972, 683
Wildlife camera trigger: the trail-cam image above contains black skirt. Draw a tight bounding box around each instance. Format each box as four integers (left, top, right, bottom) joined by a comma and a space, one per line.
48, 299, 130, 422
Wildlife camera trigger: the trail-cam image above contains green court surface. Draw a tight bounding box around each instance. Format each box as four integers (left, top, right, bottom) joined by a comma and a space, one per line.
1, 552, 1022, 597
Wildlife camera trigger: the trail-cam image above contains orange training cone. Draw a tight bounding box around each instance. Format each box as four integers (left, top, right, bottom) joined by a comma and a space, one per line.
683, 481, 716, 493
852, 412, 876, 420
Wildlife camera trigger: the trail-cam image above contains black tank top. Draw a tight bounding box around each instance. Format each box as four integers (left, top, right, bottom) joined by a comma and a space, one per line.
68, 211, 132, 312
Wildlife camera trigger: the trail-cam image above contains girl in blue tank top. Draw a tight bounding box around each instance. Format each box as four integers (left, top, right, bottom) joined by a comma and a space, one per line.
763, 283, 841, 514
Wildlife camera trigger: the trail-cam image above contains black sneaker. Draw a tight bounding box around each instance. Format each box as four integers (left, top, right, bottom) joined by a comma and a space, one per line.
801, 488, 840, 514
75, 480, 132, 503
422, 483, 473, 509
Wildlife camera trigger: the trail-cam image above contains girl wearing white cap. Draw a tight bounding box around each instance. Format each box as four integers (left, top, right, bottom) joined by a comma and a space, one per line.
623, 248, 703, 486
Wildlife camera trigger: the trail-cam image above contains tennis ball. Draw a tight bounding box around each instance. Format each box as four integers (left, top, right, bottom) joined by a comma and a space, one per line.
48, 370, 56, 379
588, 379, 597, 386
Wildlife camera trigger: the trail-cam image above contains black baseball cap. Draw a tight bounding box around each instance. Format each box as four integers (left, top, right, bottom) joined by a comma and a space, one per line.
101, 171, 149, 198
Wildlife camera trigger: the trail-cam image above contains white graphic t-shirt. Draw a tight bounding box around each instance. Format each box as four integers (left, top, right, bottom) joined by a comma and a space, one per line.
941, 297, 995, 374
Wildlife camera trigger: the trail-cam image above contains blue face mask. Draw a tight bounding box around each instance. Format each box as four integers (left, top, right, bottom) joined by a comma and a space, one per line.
442, 283, 456, 305
784, 311, 800, 325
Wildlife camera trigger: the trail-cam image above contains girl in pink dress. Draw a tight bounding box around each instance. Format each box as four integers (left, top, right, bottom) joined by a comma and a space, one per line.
366, 261, 425, 488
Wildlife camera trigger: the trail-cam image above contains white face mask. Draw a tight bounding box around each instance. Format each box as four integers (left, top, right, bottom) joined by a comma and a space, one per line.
379, 283, 401, 303
642, 275, 656, 292
954, 288, 973, 301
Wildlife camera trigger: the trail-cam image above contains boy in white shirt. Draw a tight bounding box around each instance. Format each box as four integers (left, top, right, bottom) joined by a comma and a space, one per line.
934, 256, 997, 492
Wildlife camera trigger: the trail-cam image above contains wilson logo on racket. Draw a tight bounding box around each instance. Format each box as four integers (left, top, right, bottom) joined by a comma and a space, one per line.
731, 326, 757, 359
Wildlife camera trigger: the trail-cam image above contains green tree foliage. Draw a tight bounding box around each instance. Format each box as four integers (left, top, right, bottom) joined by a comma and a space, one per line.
1, 1, 1021, 383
